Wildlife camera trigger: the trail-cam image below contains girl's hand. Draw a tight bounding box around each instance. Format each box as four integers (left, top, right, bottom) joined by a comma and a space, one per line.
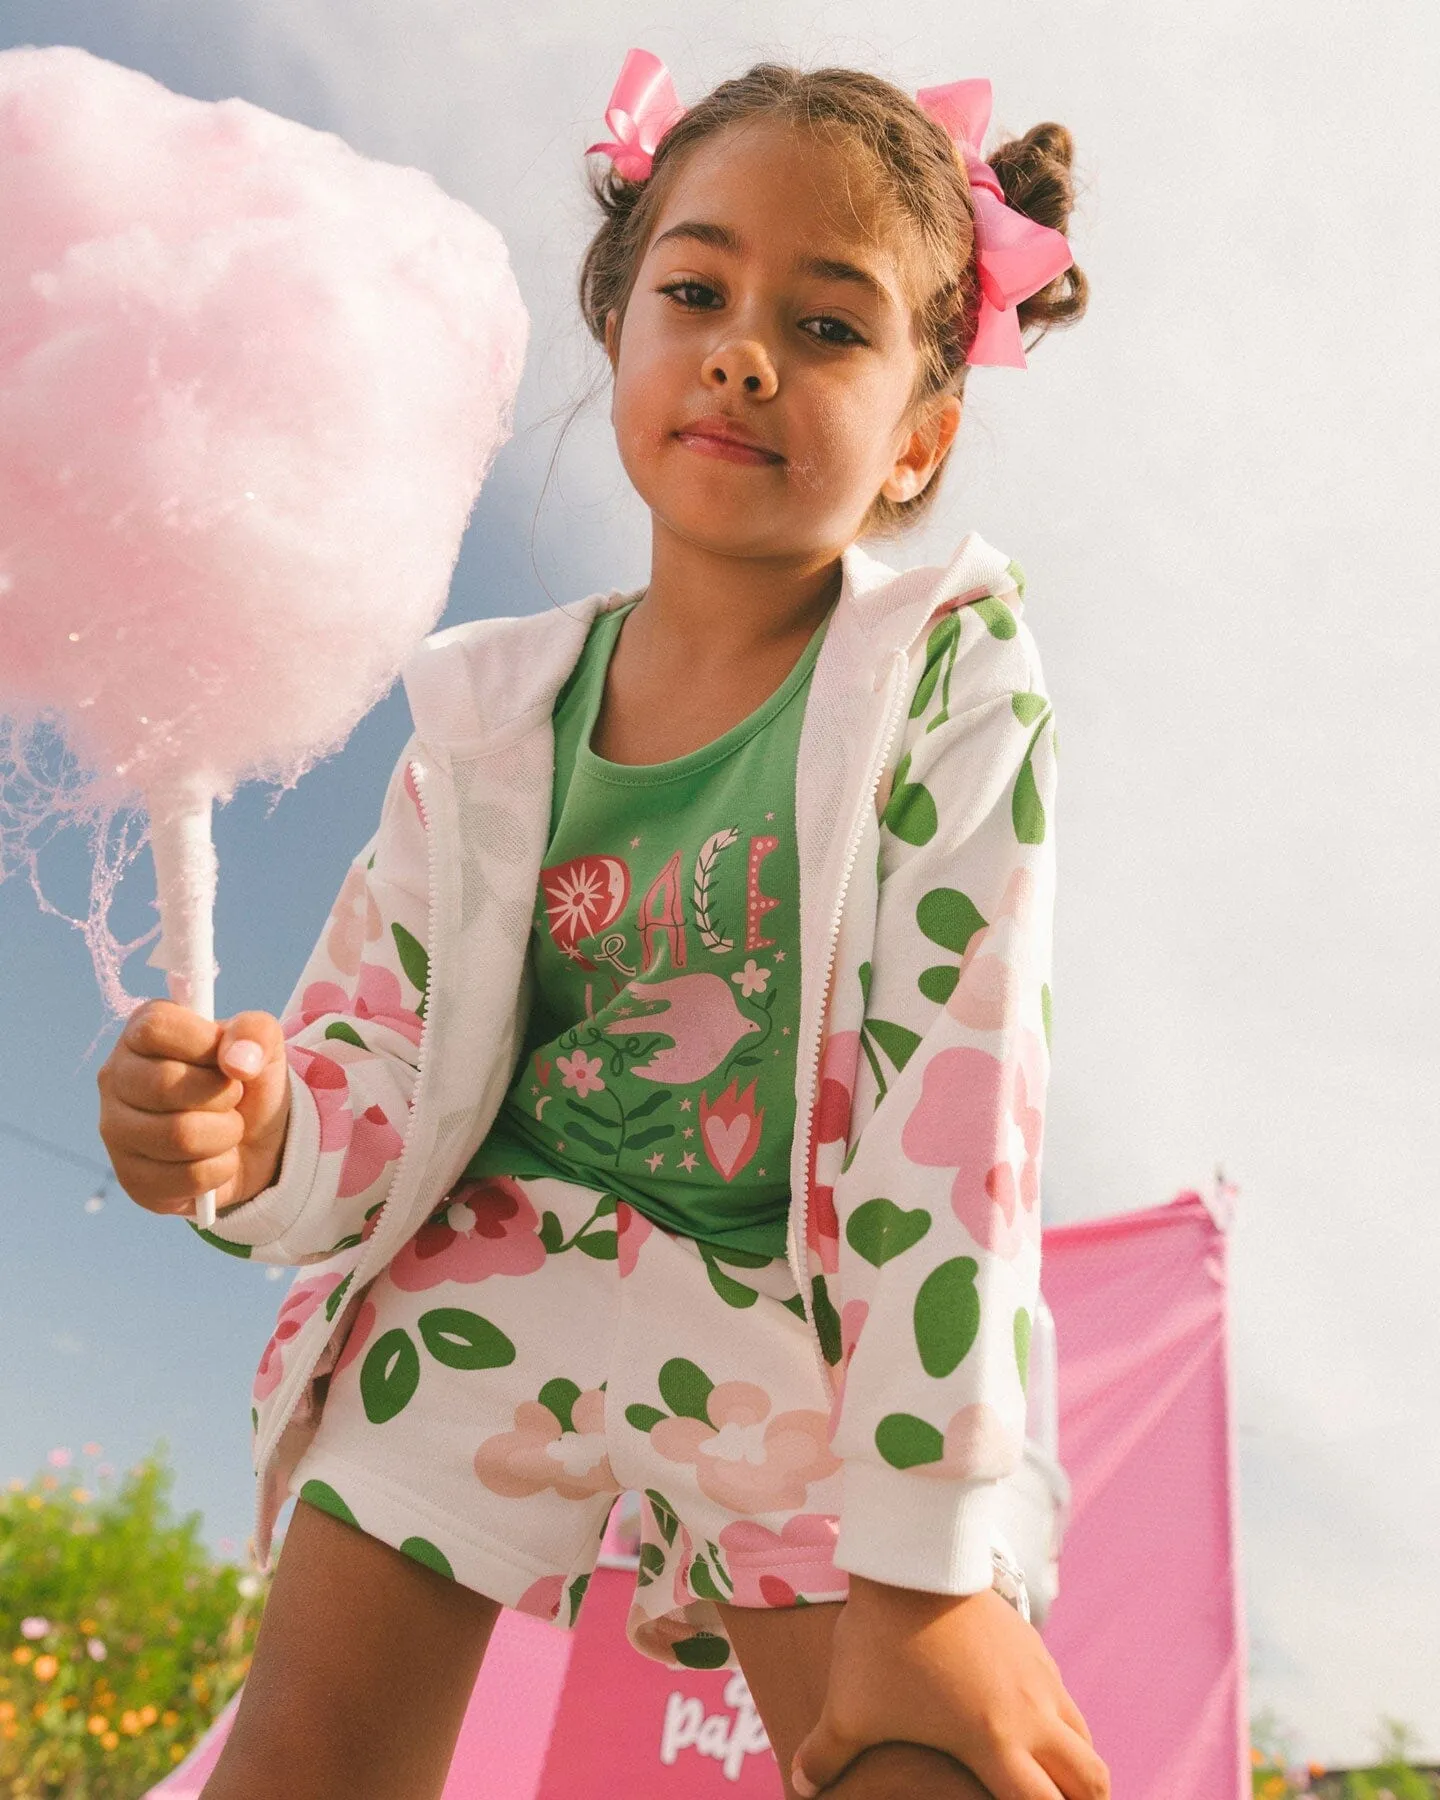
790, 1573, 1109, 1800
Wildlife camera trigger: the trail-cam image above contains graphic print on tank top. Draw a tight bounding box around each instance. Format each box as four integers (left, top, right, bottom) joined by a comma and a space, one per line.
464, 597, 833, 1257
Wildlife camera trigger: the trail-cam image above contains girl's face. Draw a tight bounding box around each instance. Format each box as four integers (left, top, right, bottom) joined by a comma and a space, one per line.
605, 118, 959, 562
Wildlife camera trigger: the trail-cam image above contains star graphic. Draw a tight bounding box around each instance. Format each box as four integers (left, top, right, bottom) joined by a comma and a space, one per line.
678, 1097, 693, 1112
765, 811, 774, 821
781, 1026, 791, 1036
757, 1168, 766, 1177
680, 1151, 698, 1173
556, 1141, 566, 1152
630, 836, 642, 848
530, 1083, 540, 1093
774, 949, 786, 961
645, 1150, 665, 1172
682, 1126, 694, 1139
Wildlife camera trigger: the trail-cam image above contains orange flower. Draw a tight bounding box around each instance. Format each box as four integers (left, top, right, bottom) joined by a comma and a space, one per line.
33, 1655, 58, 1682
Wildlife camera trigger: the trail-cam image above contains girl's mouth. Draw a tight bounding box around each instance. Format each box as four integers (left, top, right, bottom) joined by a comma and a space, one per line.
674, 431, 783, 466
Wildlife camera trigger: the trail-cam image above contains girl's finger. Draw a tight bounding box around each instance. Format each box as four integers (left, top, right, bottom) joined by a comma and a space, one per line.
1038, 1723, 1110, 1800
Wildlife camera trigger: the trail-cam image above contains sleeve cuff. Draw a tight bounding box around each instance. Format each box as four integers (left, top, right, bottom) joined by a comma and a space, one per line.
203, 1062, 320, 1250
834, 1461, 1005, 1595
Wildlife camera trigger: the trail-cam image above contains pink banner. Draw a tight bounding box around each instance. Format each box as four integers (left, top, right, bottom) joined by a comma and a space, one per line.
151, 1187, 1247, 1798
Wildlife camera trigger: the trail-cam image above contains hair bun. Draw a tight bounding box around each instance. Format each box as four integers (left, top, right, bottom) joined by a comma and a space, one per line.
984, 122, 1089, 334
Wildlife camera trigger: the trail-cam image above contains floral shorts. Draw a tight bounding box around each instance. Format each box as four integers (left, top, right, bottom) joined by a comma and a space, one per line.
285, 1172, 851, 1671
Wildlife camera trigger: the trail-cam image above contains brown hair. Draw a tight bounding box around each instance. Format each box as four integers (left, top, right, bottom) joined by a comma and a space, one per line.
576, 61, 1089, 540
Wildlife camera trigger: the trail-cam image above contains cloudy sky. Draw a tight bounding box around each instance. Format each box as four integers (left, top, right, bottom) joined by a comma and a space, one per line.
0, 0, 1435, 1770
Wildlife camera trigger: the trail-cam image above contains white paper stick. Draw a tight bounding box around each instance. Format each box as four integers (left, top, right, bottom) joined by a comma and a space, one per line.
145, 776, 220, 1230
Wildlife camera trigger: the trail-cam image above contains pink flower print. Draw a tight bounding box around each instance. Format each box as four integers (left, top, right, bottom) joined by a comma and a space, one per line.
338, 1102, 405, 1200
616, 1200, 654, 1278
333, 1297, 377, 1378
804, 1031, 859, 1275
293, 964, 424, 1047
324, 864, 383, 979
698, 1079, 764, 1182
718, 1514, 845, 1607
556, 1049, 606, 1098
827, 1299, 871, 1437
389, 1177, 547, 1291
515, 1573, 566, 1623
287, 1045, 353, 1154
899, 1028, 1047, 1261
650, 1382, 840, 1515
910, 1403, 1025, 1483
473, 1388, 615, 1500
945, 866, 1036, 1034
253, 1273, 344, 1402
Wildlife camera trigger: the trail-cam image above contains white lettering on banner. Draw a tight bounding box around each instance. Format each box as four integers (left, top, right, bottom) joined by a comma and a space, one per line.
658, 1671, 773, 1782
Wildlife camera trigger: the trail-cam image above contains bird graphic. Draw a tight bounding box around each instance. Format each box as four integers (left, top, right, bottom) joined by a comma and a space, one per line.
602, 972, 760, 1083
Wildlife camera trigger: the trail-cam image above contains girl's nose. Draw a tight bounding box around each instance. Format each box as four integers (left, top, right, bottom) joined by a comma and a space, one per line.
702, 339, 777, 397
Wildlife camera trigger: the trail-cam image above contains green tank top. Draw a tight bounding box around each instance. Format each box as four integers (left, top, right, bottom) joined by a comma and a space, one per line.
462, 596, 831, 1256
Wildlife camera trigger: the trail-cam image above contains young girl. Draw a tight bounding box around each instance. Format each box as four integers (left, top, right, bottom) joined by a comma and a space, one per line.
98, 49, 1107, 1800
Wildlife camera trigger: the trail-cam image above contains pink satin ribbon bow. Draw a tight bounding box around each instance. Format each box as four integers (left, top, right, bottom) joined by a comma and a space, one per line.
587, 50, 1074, 368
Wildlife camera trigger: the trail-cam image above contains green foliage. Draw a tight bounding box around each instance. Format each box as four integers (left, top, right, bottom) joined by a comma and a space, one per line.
0, 1445, 267, 1797
1248, 1703, 1438, 1797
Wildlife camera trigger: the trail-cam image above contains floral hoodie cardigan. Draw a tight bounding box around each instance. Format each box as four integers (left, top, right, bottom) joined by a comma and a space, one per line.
199, 529, 1059, 1599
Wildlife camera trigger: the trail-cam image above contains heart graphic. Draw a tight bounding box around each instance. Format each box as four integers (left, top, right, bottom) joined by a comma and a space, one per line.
704, 1114, 753, 1180
845, 1197, 932, 1267
540, 855, 630, 968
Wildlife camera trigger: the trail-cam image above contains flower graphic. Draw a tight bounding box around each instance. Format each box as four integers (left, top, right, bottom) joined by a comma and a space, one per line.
616, 1200, 654, 1278
283, 964, 423, 1048
805, 1030, 860, 1275
515, 1573, 566, 1623
540, 854, 631, 969
730, 958, 771, 997
556, 1050, 606, 1098
389, 1177, 547, 1290
323, 864, 383, 978
900, 1027, 1047, 1260
718, 1514, 847, 1608
649, 1380, 840, 1514
698, 1079, 764, 1182
253, 1273, 346, 1402
474, 1386, 615, 1501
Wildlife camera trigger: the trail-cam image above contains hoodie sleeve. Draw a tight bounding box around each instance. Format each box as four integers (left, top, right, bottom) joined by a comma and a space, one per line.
187, 734, 432, 1268
821, 594, 1058, 1595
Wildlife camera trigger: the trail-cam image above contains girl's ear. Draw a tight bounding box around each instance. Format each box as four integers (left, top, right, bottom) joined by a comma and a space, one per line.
881, 394, 962, 504
604, 308, 620, 371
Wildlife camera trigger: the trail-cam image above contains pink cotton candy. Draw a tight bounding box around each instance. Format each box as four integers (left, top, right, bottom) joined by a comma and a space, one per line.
0, 44, 528, 1021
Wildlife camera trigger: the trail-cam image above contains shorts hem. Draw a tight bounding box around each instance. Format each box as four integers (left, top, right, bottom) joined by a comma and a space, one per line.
289, 1448, 607, 1611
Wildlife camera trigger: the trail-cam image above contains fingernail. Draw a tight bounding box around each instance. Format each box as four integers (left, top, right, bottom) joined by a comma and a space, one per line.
227, 1040, 263, 1076
792, 1767, 817, 1798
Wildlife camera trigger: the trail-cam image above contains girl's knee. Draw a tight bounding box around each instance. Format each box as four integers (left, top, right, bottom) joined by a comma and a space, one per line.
825, 1741, 994, 1799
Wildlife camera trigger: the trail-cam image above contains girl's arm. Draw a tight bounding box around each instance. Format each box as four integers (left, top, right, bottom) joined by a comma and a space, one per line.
188, 735, 432, 1267
821, 600, 1059, 1597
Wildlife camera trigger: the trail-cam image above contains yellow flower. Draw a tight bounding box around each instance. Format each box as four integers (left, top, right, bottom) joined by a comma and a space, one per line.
170, 1743, 186, 1762
70, 1487, 91, 1503
1, 1722, 16, 1740
40, 1475, 58, 1491
25, 1495, 42, 1511
101, 1729, 119, 1750
87, 1714, 109, 1736
161, 1709, 180, 1727
11, 1647, 32, 1665
139, 1703, 158, 1725
33, 1656, 59, 1682
0, 1702, 14, 1720
80, 1618, 98, 1635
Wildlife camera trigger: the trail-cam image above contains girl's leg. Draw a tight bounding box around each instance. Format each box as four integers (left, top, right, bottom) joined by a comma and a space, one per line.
716, 1597, 995, 1800
201, 1499, 503, 1800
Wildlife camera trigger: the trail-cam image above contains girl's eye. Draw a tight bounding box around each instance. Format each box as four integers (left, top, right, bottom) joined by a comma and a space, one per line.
656, 281, 865, 346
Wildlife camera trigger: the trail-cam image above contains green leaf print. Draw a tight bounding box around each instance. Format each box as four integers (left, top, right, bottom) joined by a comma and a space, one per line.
673, 1634, 731, 1670
1013, 753, 1047, 845
538, 1378, 582, 1433
299, 1479, 360, 1527
566, 1573, 591, 1625
1041, 983, 1053, 1051
971, 594, 1017, 640
361, 1328, 421, 1424
811, 1274, 843, 1366
875, 1413, 946, 1470
624, 1124, 674, 1152
626, 1404, 667, 1433
1011, 690, 1048, 725
917, 965, 960, 1004
324, 1021, 368, 1050
636, 1541, 667, 1588
1005, 558, 1027, 600
400, 1537, 454, 1581
701, 1252, 761, 1309
1014, 1308, 1032, 1393
913, 1259, 981, 1379
188, 1224, 252, 1258
392, 921, 429, 1007
417, 1308, 517, 1371
324, 1273, 354, 1322
857, 961, 873, 1006
658, 1357, 714, 1423
881, 750, 939, 846
626, 1089, 672, 1121
539, 1211, 565, 1254
845, 1199, 932, 1268
565, 1098, 620, 1130
689, 1555, 727, 1602
909, 615, 962, 718
916, 886, 986, 956
779, 1292, 809, 1321
574, 1230, 618, 1260
559, 1119, 615, 1158
866, 1018, 922, 1073
645, 1488, 681, 1547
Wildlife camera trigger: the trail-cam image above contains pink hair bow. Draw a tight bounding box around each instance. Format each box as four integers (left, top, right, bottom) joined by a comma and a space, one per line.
914, 78, 1075, 368
585, 47, 687, 181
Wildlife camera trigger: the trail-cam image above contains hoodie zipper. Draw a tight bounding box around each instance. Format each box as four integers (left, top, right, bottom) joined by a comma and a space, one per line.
789, 648, 909, 1381
251, 753, 441, 1563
